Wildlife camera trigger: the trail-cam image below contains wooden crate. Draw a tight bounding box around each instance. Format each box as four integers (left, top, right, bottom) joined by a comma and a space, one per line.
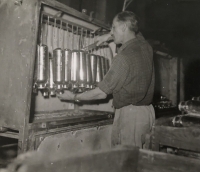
151, 116, 200, 153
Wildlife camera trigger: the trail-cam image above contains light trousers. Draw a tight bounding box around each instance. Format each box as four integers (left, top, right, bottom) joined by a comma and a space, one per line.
111, 104, 155, 148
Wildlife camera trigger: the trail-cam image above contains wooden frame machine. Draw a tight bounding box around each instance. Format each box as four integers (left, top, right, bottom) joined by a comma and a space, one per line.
0, 0, 114, 154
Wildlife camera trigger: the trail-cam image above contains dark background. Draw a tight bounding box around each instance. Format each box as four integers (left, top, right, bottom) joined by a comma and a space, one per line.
57, 0, 200, 100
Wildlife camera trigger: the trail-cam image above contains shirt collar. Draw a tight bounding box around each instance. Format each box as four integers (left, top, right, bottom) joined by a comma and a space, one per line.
118, 38, 137, 53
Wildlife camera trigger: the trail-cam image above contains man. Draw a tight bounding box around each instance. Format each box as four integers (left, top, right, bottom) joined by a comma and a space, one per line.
57, 11, 155, 148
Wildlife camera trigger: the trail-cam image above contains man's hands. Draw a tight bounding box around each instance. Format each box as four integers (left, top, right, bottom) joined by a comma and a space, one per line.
96, 33, 113, 46
56, 87, 107, 102
56, 90, 74, 101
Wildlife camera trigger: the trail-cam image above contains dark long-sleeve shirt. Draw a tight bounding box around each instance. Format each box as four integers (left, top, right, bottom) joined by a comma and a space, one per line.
98, 33, 155, 109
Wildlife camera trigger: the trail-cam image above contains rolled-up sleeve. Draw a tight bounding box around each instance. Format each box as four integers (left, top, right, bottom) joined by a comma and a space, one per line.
98, 55, 129, 94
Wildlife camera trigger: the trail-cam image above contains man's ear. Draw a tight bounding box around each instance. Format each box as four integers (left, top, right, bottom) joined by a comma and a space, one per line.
122, 23, 127, 32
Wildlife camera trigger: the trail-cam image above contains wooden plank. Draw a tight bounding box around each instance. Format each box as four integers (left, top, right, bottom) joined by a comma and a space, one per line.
7, 147, 139, 172
41, 0, 110, 29
177, 149, 200, 160
138, 149, 200, 172
0, 132, 19, 139
152, 125, 200, 152
6, 146, 200, 172
0, 0, 39, 129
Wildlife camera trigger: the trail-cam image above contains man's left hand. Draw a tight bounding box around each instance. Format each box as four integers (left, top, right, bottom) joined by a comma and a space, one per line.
56, 90, 74, 101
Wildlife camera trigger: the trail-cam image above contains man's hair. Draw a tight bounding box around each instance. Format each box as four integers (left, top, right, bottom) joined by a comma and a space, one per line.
115, 11, 139, 32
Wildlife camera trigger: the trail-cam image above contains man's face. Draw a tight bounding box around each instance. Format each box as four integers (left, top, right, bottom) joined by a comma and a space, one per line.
110, 17, 124, 44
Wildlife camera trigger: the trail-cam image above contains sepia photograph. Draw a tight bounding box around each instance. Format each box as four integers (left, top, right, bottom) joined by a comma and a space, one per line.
0, 0, 200, 171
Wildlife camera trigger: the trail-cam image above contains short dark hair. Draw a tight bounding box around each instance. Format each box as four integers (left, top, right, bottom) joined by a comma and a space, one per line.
115, 11, 139, 32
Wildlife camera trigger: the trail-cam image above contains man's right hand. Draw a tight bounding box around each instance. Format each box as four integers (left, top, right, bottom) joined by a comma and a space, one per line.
56, 90, 74, 101
96, 33, 113, 46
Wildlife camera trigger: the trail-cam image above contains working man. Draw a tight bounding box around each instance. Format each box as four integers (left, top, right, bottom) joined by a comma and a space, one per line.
57, 11, 155, 148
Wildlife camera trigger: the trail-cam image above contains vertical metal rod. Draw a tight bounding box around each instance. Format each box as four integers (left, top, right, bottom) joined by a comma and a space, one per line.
66, 23, 68, 49
74, 27, 80, 110
53, 18, 57, 50
51, 17, 54, 52
82, 28, 84, 49
72, 25, 74, 50
85, 29, 88, 48
77, 26, 79, 50
63, 22, 65, 49
45, 15, 49, 45
89, 31, 92, 53
59, 20, 62, 48
92, 33, 95, 44
80, 27, 83, 50
89, 31, 91, 45
40, 13, 44, 45
56, 19, 59, 48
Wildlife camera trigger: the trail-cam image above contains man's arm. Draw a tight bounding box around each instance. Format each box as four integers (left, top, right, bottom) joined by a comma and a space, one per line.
57, 87, 107, 102
96, 32, 144, 46
76, 87, 107, 101
96, 33, 113, 46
